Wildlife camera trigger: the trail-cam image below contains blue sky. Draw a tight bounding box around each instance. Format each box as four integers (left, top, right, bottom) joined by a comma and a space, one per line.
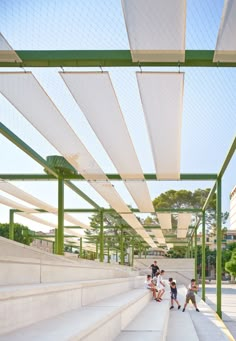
0, 0, 235, 231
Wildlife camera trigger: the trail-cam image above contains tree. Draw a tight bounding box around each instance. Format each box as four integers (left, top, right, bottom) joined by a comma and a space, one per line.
166, 246, 187, 258
153, 188, 228, 230
0, 223, 34, 245
225, 249, 236, 281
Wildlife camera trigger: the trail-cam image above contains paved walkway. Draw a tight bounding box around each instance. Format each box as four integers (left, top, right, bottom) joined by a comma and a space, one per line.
203, 283, 236, 340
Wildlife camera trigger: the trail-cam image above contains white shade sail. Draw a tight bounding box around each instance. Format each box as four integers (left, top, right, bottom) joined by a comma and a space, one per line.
137, 72, 184, 180
0, 33, 22, 63
61, 72, 154, 213
121, 0, 186, 62
18, 212, 57, 228
0, 195, 56, 228
0, 72, 148, 240
214, 0, 236, 62
0, 194, 36, 213
177, 213, 192, 230
151, 229, 164, 239
0, 72, 106, 181
177, 229, 188, 238
156, 213, 172, 229
0, 180, 91, 229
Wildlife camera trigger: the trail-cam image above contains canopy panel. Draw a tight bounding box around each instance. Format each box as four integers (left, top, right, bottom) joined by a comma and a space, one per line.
0, 33, 22, 63
61, 72, 154, 212
121, 0, 186, 62
214, 0, 236, 63
0, 180, 91, 229
137, 72, 184, 180
156, 213, 172, 230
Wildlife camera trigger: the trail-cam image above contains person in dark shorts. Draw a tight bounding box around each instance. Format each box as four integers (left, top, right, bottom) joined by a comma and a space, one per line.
149, 260, 159, 278
168, 278, 181, 310
182, 279, 200, 312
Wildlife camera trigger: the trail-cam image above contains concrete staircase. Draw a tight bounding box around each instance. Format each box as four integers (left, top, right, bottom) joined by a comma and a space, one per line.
0, 239, 233, 340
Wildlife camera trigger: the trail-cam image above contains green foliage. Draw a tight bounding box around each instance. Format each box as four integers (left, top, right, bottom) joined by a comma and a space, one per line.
0, 223, 34, 245
225, 249, 236, 279
166, 246, 187, 258
151, 188, 228, 232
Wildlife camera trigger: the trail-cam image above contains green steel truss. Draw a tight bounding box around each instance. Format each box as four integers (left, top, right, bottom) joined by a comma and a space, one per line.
1, 49, 236, 321
1, 50, 236, 68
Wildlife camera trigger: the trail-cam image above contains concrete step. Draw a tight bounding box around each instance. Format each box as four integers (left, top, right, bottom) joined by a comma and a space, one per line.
0, 289, 152, 341
0, 276, 145, 335
115, 298, 170, 341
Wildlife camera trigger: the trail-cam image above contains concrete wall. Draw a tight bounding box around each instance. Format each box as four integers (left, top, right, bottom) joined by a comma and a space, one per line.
134, 258, 194, 286
0, 238, 139, 285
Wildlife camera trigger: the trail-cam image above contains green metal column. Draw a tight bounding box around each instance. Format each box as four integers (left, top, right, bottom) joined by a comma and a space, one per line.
96, 239, 98, 259
139, 242, 142, 258
57, 176, 64, 255
9, 209, 14, 240
107, 241, 110, 263
120, 228, 124, 265
131, 238, 134, 267
202, 211, 206, 301
190, 237, 193, 258
194, 227, 198, 280
144, 247, 147, 259
216, 178, 222, 318
80, 238, 82, 257
99, 209, 104, 262
187, 242, 190, 258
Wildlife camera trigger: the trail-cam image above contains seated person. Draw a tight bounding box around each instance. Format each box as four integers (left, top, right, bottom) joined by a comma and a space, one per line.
145, 274, 158, 300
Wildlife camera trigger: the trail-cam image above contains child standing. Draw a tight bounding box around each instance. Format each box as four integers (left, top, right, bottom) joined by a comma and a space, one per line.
182, 279, 200, 312
168, 278, 181, 310
156, 270, 165, 301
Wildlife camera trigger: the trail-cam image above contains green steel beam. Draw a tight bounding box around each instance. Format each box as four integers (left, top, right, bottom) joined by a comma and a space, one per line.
120, 228, 124, 265
57, 176, 64, 255
1, 50, 236, 68
218, 137, 236, 179
202, 183, 216, 211
0, 123, 58, 178
216, 178, 222, 318
63, 208, 201, 213
194, 228, 197, 280
80, 237, 83, 258
9, 210, 14, 240
99, 209, 104, 262
202, 210, 206, 301
0, 124, 100, 209
0, 173, 217, 181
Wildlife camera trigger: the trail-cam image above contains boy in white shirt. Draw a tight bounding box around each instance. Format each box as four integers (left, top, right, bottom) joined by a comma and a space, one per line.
156, 270, 165, 301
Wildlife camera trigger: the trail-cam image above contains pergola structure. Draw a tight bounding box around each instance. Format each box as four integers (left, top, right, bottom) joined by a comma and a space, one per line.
1, 0, 236, 319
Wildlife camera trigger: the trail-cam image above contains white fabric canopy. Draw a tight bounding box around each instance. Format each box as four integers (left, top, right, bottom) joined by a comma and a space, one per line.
156, 213, 172, 229
61, 72, 154, 213
122, 0, 186, 62
137, 72, 184, 179
177, 213, 192, 230
177, 229, 187, 238
214, 0, 236, 62
0, 180, 91, 229
0, 33, 22, 63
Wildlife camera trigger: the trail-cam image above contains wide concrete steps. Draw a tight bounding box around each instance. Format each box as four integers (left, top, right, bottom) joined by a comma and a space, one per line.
116, 298, 170, 341
0, 276, 145, 335
0, 289, 152, 341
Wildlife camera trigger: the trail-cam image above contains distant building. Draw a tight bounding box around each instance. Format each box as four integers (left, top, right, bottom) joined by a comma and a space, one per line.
230, 186, 236, 230
197, 230, 236, 251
